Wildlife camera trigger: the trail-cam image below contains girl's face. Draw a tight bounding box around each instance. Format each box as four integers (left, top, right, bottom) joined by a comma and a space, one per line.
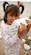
6, 13, 19, 25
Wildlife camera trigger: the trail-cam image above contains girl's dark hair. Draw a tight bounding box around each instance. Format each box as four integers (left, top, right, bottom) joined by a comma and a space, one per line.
3, 2, 24, 23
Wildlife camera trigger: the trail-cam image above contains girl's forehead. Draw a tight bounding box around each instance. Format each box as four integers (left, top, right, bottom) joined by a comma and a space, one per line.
6, 10, 20, 17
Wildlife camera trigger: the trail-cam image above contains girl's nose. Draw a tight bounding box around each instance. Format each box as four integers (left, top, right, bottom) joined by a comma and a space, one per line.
12, 17, 16, 20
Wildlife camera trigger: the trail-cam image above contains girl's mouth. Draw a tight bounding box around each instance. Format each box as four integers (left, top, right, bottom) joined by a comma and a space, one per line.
10, 20, 14, 22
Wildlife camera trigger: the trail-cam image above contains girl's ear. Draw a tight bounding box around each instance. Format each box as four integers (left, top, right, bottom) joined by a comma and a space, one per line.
3, 1, 9, 12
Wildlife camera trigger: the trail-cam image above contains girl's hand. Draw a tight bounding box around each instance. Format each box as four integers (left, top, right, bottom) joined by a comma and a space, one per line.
26, 20, 31, 27
18, 20, 31, 39
25, 20, 31, 33
18, 23, 27, 38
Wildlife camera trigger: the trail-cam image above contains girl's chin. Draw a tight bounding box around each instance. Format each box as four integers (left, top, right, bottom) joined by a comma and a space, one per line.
9, 22, 13, 25
6, 21, 13, 25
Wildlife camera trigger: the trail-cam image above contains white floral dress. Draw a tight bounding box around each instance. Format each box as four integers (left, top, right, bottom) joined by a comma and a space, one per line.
1, 23, 22, 55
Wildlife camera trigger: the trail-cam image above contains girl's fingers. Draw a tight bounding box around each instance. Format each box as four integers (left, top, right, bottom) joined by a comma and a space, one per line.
26, 20, 31, 25
26, 20, 31, 27
20, 23, 26, 26
18, 23, 23, 31
18, 23, 27, 32
18, 25, 20, 30
18, 23, 23, 29
26, 20, 29, 24
18, 25, 21, 31
20, 23, 26, 29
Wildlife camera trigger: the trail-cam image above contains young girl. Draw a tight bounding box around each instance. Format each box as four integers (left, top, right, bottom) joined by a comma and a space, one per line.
1, 2, 31, 55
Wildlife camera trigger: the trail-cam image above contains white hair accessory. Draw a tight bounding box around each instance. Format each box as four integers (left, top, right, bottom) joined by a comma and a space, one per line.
3, 2, 9, 11
5, 4, 9, 10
